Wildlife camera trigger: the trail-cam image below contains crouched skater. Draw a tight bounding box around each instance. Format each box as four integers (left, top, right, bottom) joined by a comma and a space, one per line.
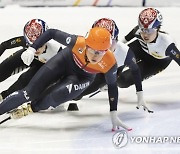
0, 27, 132, 131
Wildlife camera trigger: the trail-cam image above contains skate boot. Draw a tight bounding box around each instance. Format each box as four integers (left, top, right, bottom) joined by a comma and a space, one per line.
9, 103, 33, 119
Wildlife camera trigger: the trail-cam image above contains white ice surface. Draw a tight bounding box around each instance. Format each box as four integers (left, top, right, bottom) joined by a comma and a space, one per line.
0, 5, 180, 154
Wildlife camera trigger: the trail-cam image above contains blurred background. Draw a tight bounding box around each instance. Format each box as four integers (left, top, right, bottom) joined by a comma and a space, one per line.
0, 0, 180, 7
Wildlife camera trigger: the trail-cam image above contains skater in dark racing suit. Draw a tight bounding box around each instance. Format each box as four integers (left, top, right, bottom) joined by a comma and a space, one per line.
0, 27, 132, 131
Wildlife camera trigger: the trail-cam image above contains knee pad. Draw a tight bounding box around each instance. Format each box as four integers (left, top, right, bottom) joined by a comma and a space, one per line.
117, 78, 131, 88
117, 71, 134, 88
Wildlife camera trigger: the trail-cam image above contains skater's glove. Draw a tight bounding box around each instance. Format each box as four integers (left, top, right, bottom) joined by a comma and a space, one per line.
110, 111, 132, 131
21, 47, 36, 66
136, 91, 153, 113
9, 103, 33, 119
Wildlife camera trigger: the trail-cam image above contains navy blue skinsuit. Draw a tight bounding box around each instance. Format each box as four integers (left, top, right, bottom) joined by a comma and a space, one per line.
0, 29, 118, 115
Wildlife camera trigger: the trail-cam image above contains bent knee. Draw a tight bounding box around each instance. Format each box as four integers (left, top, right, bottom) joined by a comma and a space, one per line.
117, 79, 131, 88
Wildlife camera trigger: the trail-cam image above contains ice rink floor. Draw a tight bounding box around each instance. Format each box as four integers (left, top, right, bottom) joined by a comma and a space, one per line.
0, 5, 180, 154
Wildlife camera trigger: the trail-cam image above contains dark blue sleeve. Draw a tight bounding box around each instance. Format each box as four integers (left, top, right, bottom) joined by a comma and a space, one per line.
166, 43, 180, 66
124, 48, 142, 91
31, 29, 77, 50
104, 64, 118, 111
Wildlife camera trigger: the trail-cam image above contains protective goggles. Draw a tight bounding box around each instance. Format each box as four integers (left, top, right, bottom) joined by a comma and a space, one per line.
86, 46, 107, 55
140, 28, 157, 34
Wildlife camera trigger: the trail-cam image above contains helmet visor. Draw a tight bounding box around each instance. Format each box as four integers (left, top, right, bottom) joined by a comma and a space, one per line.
86, 46, 107, 56
140, 28, 157, 34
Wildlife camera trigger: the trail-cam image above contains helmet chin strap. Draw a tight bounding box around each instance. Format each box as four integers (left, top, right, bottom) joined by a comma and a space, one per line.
82, 51, 90, 69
